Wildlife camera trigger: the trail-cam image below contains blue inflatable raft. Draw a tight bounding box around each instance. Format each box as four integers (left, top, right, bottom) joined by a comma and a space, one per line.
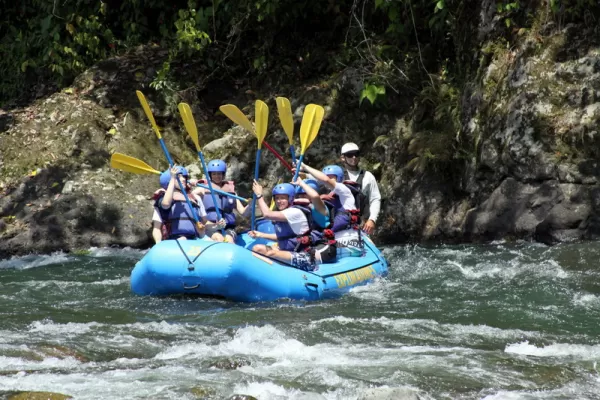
131, 221, 388, 302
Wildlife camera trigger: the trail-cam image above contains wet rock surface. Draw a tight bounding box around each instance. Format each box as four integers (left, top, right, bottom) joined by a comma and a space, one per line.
1, 23, 600, 257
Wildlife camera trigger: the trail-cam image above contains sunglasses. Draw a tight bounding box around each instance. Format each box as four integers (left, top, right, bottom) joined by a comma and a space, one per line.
343, 152, 360, 158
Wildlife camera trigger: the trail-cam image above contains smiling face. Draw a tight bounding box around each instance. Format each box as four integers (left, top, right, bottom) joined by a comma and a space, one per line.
274, 194, 290, 210
210, 172, 224, 184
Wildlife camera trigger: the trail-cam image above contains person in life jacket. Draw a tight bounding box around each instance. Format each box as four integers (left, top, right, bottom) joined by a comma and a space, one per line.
340, 142, 381, 235
152, 166, 225, 242
248, 181, 337, 271
292, 178, 330, 230
296, 162, 364, 257
191, 159, 249, 243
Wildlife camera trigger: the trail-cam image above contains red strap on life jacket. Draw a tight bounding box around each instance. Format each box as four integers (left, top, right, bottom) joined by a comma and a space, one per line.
298, 236, 312, 246
323, 229, 335, 240
152, 189, 166, 200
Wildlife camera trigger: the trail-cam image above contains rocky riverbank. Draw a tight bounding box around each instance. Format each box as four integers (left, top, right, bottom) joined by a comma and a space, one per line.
1, 19, 600, 258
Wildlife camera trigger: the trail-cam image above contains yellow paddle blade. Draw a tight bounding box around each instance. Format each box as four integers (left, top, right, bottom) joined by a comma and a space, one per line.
219, 104, 255, 134
276, 97, 294, 144
305, 104, 324, 150
255, 100, 269, 149
300, 104, 317, 154
110, 153, 161, 175
136, 90, 162, 139
178, 103, 201, 151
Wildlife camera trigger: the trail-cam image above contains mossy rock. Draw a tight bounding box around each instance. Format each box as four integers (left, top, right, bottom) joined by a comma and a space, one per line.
34, 345, 88, 363
7, 392, 72, 400
190, 386, 215, 399
227, 396, 258, 400
207, 357, 251, 370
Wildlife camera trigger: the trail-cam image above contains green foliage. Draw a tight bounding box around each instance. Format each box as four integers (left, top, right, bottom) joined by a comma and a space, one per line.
496, 1, 521, 28
1, 0, 596, 109
173, 1, 211, 57
360, 83, 386, 106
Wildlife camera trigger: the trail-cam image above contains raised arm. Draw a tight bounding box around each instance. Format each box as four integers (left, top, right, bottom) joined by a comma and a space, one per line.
293, 178, 328, 217
298, 163, 337, 190
252, 180, 288, 222
160, 166, 179, 209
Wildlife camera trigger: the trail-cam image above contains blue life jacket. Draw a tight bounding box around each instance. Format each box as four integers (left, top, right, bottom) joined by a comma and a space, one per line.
322, 195, 355, 232
155, 195, 201, 238
274, 204, 325, 252
292, 198, 329, 229
200, 180, 236, 227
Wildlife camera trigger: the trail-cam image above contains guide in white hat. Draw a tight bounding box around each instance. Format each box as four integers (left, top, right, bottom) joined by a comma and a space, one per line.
340, 142, 381, 235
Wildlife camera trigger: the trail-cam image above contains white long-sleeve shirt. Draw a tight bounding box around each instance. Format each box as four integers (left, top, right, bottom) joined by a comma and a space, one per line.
345, 169, 381, 223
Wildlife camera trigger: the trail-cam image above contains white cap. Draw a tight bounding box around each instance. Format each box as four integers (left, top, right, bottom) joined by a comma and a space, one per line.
341, 142, 360, 154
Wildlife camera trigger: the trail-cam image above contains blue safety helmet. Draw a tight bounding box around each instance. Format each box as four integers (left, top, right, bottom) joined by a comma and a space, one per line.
295, 179, 319, 195
272, 183, 295, 203
159, 166, 188, 189
322, 165, 344, 182
207, 159, 227, 174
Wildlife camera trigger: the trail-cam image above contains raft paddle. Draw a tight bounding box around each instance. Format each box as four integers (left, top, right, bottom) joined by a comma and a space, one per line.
136, 90, 204, 236
252, 100, 269, 230
178, 102, 226, 239
276, 97, 296, 162
292, 104, 325, 182
219, 104, 293, 171
109, 153, 249, 203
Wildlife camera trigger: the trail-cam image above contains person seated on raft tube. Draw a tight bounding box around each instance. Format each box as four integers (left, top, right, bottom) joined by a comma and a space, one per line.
296, 162, 364, 257
248, 181, 337, 272
292, 178, 330, 229
152, 166, 226, 242
191, 159, 250, 243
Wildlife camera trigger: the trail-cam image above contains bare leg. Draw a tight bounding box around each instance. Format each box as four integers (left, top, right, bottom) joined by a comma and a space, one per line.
252, 244, 268, 254
263, 247, 293, 263
211, 232, 225, 242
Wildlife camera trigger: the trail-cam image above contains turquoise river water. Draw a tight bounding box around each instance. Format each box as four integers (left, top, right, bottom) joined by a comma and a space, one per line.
1, 242, 600, 399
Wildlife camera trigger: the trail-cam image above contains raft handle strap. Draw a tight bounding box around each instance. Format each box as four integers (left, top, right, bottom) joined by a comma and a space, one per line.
305, 282, 319, 290
183, 283, 201, 290
175, 240, 219, 271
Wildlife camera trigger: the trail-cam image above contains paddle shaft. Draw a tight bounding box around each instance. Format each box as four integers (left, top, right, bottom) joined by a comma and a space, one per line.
289, 145, 296, 166
156, 139, 203, 234
292, 154, 305, 182
195, 183, 247, 202
197, 151, 226, 236
263, 141, 292, 171
251, 149, 262, 230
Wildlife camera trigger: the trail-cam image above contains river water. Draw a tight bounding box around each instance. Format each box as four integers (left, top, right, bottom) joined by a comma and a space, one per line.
1, 242, 600, 400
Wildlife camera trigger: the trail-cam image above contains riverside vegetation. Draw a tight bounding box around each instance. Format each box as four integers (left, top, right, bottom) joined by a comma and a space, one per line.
1, 0, 600, 257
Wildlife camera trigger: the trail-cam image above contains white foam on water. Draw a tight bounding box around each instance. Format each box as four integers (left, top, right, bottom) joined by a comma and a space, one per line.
16, 276, 129, 291
347, 277, 396, 301
0, 367, 187, 400
449, 258, 568, 281
308, 316, 540, 346
505, 340, 600, 360
28, 320, 99, 336
572, 292, 600, 308
28, 320, 100, 335
88, 246, 146, 259
0, 355, 82, 371
232, 381, 291, 399
480, 391, 530, 400
481, 382, 600, 400
0, 252, 73, 270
